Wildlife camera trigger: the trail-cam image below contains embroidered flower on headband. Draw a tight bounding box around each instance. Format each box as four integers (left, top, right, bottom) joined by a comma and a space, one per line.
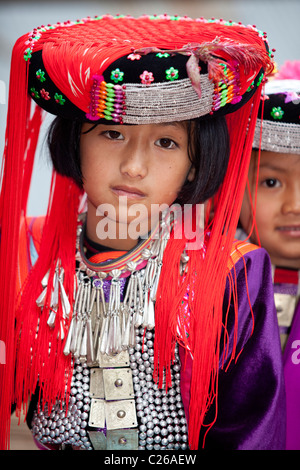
110, 68, 124, 83
30, 87, 40, 99
284, 91, 300, 105
156, 52, 170, 58
166, 67, 179, 81
271, 106, 284, 120
54, 93, 65, 105
140, 70, 154, 85
127, 53, 141, 61
40, 89, 50, 100
24, 48, 32, 61
36, 69, 46, 82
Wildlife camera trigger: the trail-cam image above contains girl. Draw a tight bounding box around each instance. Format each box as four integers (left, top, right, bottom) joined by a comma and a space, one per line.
239, 61, 300, 449
0, 14, 285, 450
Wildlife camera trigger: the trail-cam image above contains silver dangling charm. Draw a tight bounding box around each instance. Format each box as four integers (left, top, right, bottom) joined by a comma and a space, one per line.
134, 272, 144, 328
85, 284, 97, 365
92, 276, 106, 352
105, 270, 122, 355
78, 283, 90, 361
69, 278, 84, 354
74, 281, 88, 358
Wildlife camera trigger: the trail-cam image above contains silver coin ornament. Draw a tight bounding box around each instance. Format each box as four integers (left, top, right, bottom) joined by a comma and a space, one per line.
32, 328, 188, 450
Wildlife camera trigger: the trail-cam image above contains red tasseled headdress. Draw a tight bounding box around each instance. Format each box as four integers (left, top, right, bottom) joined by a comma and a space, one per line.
0, 15, 273, 450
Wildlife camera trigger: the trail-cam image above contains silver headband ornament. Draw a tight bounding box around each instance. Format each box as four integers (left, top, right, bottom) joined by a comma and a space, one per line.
253, 119, 300, 154
86, 40, 269, 124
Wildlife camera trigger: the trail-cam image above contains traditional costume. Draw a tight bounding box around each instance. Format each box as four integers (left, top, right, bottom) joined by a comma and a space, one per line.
0, 14, 285, 450
251, 64, 300, 450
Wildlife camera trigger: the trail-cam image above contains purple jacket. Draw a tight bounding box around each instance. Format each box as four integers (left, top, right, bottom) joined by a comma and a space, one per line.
179, 247, 286, 449
283, 300, 300, 450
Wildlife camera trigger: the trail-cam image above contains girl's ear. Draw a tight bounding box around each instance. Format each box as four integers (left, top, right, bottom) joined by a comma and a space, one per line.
187, 165, 196, 182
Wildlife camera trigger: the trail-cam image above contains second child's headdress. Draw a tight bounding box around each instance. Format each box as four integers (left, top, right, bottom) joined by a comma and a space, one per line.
253, 60, 300, 154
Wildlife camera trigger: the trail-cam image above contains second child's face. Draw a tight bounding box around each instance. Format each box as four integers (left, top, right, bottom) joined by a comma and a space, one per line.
80, 122, 194, 248
240, 150, 300, 269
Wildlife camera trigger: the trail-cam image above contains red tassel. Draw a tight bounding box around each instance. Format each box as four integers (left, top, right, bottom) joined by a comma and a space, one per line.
0, 33, 36, 449
14, 174, 83, 413
155, 89, 262, 450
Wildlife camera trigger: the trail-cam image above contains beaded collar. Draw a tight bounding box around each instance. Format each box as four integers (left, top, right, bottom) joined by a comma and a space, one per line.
36, 210, 189, 363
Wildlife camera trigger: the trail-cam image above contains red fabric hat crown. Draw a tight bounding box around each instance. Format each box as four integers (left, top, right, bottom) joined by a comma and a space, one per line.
25, 15, 272, 123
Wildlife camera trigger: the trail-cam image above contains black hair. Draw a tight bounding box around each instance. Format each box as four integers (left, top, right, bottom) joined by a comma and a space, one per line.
48, 118, 82, 186
179, 117, 229, 204
48, 115, 230, 204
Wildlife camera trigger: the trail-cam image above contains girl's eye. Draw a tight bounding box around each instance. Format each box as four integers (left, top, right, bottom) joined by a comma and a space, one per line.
103, 130, 124, 140
155, 138, 177, 149
262, 178, 280, 188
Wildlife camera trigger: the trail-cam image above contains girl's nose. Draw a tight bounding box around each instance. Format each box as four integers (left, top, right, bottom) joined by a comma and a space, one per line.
120, 145, 148, 179
282, 185, 300, 215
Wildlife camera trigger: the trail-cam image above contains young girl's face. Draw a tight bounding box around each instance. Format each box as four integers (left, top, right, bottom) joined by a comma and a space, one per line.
80, 122, 194, 249
240, 150, 300, 269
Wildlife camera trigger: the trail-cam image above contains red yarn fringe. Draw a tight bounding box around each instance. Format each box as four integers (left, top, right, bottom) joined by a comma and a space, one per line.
0, 34, 35, 450
14, 173, 83, 415
155, 90, 261, 450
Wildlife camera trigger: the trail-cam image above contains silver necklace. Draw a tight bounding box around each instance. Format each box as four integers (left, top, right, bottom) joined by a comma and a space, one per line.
36, 210, 181, 365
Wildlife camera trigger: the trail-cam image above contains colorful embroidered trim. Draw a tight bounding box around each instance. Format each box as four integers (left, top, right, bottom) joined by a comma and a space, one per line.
86, 75, 126, 123
212, 62, 242, 112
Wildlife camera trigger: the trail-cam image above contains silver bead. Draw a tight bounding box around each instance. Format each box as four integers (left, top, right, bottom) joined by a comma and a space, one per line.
153, 426, 160, 434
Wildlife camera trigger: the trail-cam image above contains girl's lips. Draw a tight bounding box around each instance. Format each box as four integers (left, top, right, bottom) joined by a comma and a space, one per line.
111, 185, 146, 199
277, 226, 300, 237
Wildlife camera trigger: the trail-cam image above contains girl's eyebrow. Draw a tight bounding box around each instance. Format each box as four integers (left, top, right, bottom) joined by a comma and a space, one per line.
259, 163, 288, 172
158, 122, 186, 129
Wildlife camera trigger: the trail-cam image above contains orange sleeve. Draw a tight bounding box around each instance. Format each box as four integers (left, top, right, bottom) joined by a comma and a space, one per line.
227, 240, 258, 272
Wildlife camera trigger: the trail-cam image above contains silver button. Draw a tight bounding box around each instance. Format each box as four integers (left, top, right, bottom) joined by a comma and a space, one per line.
117, 410, 126, 419
114, 378, 123, 388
